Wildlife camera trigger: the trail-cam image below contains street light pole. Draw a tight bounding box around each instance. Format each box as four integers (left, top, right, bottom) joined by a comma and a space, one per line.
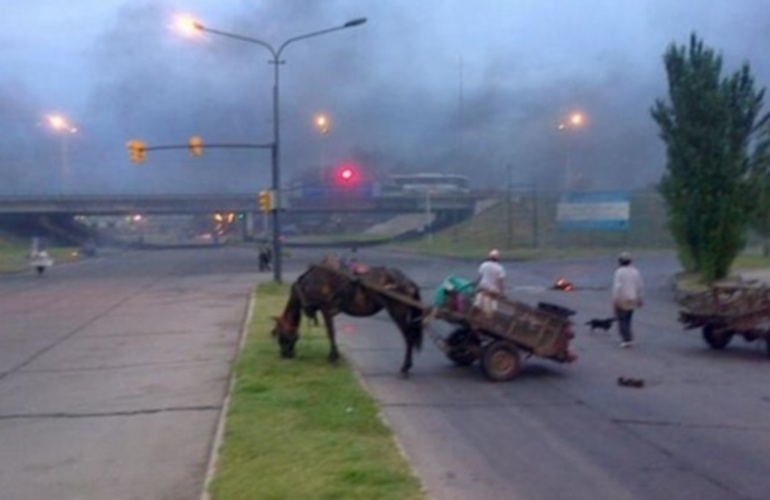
313, 113, 331, 179
557, 112, 585, 193
188, 17, 367, 283
425, 189, 434, 244
46, 114, 77, 193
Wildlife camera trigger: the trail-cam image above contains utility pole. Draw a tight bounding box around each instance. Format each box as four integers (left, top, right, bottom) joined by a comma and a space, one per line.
532, 183, 539, 248
507, 164, 513, 249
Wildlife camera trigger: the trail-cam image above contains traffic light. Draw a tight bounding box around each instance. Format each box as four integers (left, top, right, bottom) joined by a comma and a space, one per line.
189, 135, 203, 157
258, 190, 274, 213
335, 164, 358, 184
126, 140, 147, 163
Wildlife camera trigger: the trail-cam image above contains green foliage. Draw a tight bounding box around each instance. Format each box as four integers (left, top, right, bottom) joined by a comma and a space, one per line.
208, 284, 423, 500
651, 33, 770, 283
748, 124, 770, 255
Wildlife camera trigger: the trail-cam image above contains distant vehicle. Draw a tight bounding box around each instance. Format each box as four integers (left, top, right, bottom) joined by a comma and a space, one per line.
29, 237, 53, 275
81, 239, 97, 257
29, 250, 53, 275
383, 173, 470, 196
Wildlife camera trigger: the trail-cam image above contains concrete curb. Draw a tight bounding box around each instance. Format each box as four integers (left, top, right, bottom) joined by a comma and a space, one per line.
347, 362, 430, 499
199, 286, 258, 500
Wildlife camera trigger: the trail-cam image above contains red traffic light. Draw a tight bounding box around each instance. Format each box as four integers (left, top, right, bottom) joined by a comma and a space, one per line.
335, 164, 359, 184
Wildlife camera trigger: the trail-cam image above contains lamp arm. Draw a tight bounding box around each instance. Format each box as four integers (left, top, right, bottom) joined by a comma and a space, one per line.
277, 23, 356, 57
201, 26, 277, 58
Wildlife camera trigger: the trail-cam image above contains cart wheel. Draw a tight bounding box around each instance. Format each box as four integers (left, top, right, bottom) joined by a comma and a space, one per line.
480, 340, 521, 382
702, 324, 733, 350
445, 327, 481, 367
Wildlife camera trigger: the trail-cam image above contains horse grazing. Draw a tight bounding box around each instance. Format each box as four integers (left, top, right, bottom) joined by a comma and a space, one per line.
271, 259, 424, 376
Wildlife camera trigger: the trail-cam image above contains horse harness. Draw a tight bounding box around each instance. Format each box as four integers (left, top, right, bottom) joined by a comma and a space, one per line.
295, 264, 396, 319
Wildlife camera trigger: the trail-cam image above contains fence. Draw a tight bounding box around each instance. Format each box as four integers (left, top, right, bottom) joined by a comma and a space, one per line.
453, 189, 673, 249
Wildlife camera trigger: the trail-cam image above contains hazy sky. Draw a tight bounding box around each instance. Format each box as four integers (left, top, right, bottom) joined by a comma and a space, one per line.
2, 0, 770, 195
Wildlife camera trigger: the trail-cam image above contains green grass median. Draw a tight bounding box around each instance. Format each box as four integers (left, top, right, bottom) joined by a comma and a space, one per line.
208, 282, 423, 500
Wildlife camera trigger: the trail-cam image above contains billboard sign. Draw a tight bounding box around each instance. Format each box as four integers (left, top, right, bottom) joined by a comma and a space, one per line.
557, 191, 630, 231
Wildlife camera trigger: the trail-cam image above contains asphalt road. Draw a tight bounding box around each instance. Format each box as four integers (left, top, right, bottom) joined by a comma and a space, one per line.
3, 246, 769, 500
0, 246, 266, 500
300, 248, 770, 500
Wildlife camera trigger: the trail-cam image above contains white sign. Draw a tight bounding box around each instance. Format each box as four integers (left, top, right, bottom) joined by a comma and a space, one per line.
557, 191, 630, 230
557, 201, 630, 221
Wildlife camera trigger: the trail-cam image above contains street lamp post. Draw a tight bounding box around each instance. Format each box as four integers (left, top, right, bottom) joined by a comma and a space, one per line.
557, 112, 585, 192
313, 113, 331, 179
46, 114, 78, 192
184, 17, 367, 283
425, 189, 434, 244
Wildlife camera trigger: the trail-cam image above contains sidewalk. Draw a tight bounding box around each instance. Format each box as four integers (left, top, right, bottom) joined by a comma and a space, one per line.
0, 249, 266, 500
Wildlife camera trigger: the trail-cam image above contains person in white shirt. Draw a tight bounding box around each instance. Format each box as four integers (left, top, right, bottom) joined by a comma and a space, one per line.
612, 252, 644, 348
474, 249, 506, 316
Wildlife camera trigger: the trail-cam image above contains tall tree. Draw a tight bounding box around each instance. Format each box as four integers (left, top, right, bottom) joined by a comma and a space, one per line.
651, 34, 770, 283
748, 125, 770, 255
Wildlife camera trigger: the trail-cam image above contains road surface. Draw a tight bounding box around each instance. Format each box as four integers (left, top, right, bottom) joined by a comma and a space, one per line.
313, 248, 770, 500
3, 246, 768, 500
0, 246, 264, 500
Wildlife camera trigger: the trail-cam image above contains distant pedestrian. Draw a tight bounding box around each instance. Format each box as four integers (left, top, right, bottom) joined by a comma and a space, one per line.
474, 249, 506, 317
612, 251, 644, 348
258, 244, 272, 272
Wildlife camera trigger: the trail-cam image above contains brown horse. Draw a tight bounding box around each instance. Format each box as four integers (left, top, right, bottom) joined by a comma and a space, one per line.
271, 258, 424, 376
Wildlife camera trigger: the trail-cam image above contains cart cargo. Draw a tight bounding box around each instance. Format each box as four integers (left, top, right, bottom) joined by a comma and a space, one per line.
677, 282, 770, 357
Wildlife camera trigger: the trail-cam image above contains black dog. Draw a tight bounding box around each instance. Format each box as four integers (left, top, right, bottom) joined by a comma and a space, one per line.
585, 317, 615, 332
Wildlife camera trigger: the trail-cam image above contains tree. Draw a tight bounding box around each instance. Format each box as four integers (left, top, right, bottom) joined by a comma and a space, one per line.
651, 34, 770, 283
749, 125, 770, 255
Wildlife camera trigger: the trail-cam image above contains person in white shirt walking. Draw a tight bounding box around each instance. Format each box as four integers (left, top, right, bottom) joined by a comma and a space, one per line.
474, 249, 506, 317
612, 252, 644, 347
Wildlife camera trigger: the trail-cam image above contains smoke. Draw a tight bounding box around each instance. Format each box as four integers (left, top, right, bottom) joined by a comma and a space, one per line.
3, 0, 770, 196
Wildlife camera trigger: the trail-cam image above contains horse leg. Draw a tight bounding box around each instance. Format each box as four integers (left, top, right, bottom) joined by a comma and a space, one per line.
397, 310, 418, 378
400, 340, 413, 378
320, 309, 340, 363
398, 306, 425, 378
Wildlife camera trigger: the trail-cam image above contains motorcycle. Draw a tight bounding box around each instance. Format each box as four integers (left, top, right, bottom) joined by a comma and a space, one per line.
29, 250, 54, 276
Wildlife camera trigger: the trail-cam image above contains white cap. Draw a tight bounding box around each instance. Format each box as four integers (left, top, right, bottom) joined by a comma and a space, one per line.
488, 249, 500, 259
619, 251, 632, 262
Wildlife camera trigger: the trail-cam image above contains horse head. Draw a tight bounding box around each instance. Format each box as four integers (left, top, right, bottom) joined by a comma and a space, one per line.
271, 315, 299, 358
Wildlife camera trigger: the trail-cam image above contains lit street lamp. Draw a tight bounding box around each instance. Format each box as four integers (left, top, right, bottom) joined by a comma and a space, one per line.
46, 113, 78, 191
313, 113, 331, 135
313, 112, 331, 179
178, 15, 367, 283
557, 111, 586, 191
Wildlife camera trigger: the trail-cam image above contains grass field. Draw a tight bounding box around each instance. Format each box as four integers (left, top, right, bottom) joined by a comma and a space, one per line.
0, 243, 27, 272
207, 282, 423, 500
0, 244, 81, 273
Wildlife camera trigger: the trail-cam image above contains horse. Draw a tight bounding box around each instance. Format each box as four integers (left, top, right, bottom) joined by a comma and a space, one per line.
271, 257, 424, 377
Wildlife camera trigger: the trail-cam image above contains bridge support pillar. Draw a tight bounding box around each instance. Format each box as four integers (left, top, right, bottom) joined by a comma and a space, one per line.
244, 211, 256, 241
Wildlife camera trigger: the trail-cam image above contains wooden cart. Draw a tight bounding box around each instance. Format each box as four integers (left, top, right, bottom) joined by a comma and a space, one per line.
678, 282, 770, 357
429, 293, 577, 382
323, 264, 578, 382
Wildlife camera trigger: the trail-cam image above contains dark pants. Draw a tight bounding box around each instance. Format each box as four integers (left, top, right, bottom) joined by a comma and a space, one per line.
259, 252, 271, 271
614, 307, 634, 342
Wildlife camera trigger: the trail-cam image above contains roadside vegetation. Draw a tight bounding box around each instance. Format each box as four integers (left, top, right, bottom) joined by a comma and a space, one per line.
652, 33, 770, 283
208, 282, 423, 500
0, 241, 27, 272
0, 240, 85, 273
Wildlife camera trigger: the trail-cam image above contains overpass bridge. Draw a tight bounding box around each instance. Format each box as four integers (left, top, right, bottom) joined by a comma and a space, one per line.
0, 192, 479, 216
